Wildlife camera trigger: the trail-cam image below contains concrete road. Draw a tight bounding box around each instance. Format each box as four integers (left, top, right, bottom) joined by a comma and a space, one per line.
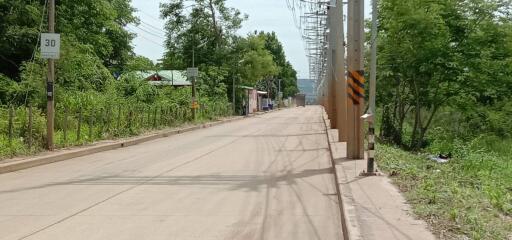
0, 106, 343, 240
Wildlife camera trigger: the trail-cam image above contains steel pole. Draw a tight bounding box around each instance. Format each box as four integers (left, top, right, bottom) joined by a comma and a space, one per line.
367, 0, 379, 173
327, 4, 337, 129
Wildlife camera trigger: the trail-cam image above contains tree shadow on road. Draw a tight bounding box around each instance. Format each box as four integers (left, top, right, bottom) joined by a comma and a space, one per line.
0, 168, 334, 195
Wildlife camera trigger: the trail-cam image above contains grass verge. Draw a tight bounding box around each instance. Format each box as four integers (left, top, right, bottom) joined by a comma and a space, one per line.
0, 113, 230, 161
376, 142, 511, 240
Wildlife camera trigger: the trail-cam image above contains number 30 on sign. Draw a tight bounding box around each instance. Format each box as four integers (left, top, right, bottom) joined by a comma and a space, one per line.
41, 33, 60, 59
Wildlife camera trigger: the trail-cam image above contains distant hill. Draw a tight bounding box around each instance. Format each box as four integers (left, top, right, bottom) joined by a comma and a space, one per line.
297, 79, 317, 104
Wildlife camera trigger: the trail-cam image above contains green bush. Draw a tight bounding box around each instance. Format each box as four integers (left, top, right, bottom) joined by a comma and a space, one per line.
0, 106, 46, 158
0, 36, 232, 160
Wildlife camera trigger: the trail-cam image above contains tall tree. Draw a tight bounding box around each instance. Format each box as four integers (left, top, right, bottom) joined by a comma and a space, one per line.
377, 0, 512, 148
0, 0, 138, 80
236, 34, 278, 86
58, 0, 138, 71
160, 0, 245, 69
0, 0, 45, 79
258, 31, 299, 98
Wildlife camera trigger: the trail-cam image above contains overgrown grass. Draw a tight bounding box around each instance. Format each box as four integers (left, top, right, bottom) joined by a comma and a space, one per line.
0, 102, 232, 160
376, 139, 512, 240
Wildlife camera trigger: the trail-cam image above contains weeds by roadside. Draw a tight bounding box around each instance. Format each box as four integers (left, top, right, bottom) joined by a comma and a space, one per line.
0, 102, 232, 160
376, 140, 512, 240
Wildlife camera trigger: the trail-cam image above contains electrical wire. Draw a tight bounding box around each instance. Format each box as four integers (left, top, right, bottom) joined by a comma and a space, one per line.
286, 0, 329, 82
126, 26, 165, 47
139, 20, 167, 35
128, 24, 166, 40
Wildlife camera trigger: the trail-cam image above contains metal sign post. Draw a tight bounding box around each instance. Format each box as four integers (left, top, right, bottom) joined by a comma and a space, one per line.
187, 68, 199, 120
187, 68, 199, 78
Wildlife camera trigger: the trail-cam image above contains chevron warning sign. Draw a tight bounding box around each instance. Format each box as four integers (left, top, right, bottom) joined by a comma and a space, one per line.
347, 70, 365, 105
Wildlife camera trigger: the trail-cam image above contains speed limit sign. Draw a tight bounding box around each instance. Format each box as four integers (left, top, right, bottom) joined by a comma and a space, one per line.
41, 33, 60, 59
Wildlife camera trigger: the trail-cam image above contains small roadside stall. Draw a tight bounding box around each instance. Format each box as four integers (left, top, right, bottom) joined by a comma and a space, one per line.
239, 86, 258, 115
258, 91, 269, 111
239, 86, 268, 115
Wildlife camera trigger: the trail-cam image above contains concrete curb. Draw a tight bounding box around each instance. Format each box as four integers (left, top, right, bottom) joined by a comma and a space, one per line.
321, 112, 352, 240
0, 115, 250, 174
322, 110, 435, 240
0, 107, 288, 175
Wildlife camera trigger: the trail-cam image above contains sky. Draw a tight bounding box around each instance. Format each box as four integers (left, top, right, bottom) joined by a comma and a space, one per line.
130, 0, 372, 79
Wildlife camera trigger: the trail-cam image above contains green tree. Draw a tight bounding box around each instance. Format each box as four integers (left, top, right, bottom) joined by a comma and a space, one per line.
258, 31, 299, 98
0, 0, 45, 79
160, 0, 246, 69
160, 1, 297, 105
377, 0, 512, 149
0, 0, 138, 80
236, 34, 278, 86
161, 0, 248, 104
125, 56, 156, 72
57, 0, 138, 71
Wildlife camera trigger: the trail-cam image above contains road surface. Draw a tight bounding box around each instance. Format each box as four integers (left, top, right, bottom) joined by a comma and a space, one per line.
0, 106, 343, 240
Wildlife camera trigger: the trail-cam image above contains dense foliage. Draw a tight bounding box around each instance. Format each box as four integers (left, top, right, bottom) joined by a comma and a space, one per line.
160, 0, 299, 108
377, 143, 511, 239
377, 0, 512, 149
375, 1, 512, 239
0, 0, 138, 81
0, 0, 297, 157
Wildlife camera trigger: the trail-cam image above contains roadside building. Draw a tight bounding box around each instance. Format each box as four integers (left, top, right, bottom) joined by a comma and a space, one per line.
239, 86, 268, 114
132, 70, 192, 87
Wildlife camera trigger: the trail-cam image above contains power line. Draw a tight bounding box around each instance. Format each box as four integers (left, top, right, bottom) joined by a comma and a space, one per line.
126, 26, 165, 47
139, 20, 167, 35
138, 9, 165, 24
287, 0, 329, 82
128, 24, 166, 40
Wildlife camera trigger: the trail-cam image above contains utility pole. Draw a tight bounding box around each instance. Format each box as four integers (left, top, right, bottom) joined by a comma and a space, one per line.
191, 49, 197, 121
232, 77, 236, 114
347, 0, 365, 159
278, 79, 282, 108
46, 0, 55, 150
366, 0, 379, 173
327, 4, 337, 129
233, 59, 245, 115
190, 40, 208, 121
333, 0, 347, 142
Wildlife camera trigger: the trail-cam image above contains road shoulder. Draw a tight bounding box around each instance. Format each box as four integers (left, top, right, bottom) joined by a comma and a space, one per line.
322, 112, 436, 240
0, 116, 246, 174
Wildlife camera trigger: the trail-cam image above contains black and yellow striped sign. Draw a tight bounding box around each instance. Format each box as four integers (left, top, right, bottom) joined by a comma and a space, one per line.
191, 101, 199, 109
347, 70, 365, 105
